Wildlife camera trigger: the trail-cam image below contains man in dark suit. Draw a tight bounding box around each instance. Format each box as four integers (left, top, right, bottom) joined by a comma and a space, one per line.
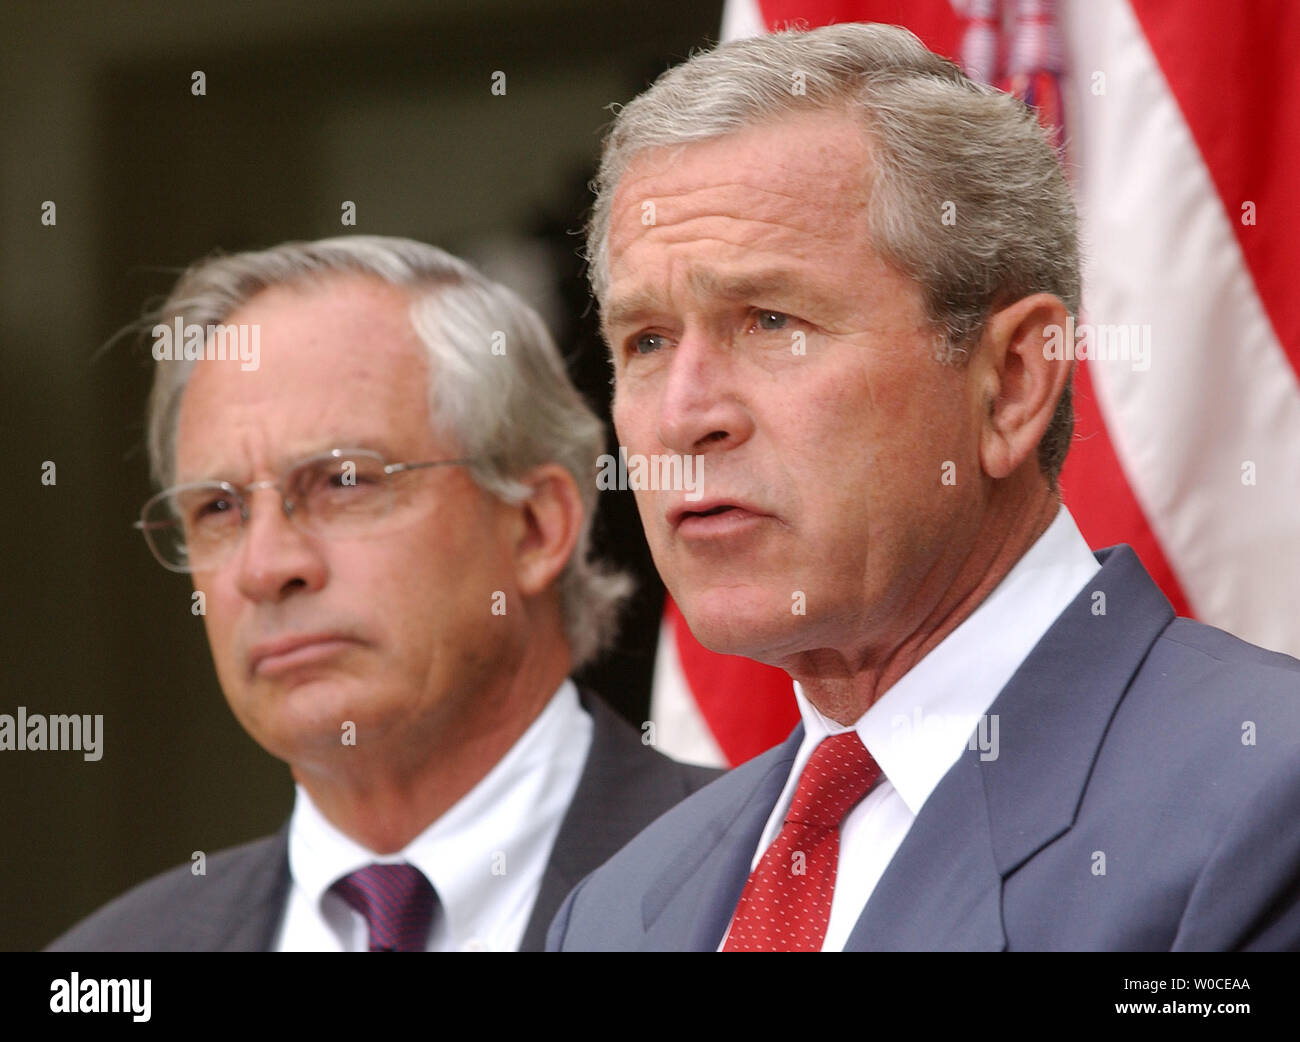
548, 23, 1300, 951
48, 235, 715, 952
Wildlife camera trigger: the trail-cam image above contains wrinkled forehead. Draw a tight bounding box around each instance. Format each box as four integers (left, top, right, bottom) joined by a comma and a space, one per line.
173, 277, 437, 482
604, 108, 875, 269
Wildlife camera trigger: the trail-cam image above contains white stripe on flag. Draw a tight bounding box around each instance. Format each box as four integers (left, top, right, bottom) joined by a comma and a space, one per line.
720, 0, 765, 42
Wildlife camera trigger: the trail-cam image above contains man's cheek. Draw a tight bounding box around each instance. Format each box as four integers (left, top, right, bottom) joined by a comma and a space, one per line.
194, 596, 237, 674
610, 396, 636, 446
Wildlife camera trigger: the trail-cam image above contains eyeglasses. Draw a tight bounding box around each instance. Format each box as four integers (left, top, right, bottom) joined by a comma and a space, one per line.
136, 448, 476, 573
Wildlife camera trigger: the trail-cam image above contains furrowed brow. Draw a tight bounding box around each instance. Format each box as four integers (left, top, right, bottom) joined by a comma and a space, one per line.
601, 290, 661, 341
603, 268, 801, 338
686, 268, 796, 303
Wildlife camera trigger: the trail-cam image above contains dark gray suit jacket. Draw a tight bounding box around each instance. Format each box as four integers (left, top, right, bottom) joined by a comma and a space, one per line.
548, 546, 1300, 951
47, 692, 718, 951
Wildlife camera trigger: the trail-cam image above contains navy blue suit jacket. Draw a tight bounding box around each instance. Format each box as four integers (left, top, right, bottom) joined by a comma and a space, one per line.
548, 547, 1300, 951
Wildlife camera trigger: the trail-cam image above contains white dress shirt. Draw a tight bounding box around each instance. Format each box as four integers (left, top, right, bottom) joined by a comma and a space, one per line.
275, 678, 592, 952
736, 505, 1101, 951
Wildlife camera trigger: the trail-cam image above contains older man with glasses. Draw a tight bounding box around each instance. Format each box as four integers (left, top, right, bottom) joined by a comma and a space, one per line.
48, 235, 717, 952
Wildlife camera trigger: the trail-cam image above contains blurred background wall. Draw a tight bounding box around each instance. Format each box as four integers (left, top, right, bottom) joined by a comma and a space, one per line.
1, 0, 722, 951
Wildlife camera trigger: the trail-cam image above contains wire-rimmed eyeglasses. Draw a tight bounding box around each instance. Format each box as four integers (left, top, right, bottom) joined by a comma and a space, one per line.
135, 447, 476, 573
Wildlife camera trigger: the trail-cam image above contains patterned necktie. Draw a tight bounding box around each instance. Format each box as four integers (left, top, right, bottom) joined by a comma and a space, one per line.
723, 732, 881, 952
330, 863, 437, 952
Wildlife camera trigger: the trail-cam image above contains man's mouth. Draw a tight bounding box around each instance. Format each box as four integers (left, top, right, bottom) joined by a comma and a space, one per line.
670, 500, 768, 536
247, 633, 360, 679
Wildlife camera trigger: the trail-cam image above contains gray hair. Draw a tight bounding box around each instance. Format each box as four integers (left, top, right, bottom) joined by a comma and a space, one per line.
145, 235, 632, 670
588, 23, 1080, 482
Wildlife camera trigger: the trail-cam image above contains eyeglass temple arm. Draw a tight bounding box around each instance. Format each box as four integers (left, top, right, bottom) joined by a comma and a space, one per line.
386, 458, 477, 475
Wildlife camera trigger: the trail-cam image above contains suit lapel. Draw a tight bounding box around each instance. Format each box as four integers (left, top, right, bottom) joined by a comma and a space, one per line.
847, 545, 1174, 950
641, 727, 803, 950
519, 695, 628, 951
168, 824, 291, 951
228, 842, 291, 951
847, 749, 1005, 949
220, 828, 291, 951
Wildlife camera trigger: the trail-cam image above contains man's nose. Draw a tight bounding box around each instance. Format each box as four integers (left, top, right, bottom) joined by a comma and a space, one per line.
234, 487, 328, 602
656, 330, 754, 455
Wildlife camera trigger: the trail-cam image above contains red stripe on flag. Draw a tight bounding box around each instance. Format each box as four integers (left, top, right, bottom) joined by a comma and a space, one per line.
758, 0, 964, 57
1130, 0, 1300, 384
1059, 357, 1193, 618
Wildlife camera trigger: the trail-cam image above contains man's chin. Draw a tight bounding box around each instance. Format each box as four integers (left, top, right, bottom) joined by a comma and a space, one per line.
228, 680, 373, 757
674, 592, 801, 665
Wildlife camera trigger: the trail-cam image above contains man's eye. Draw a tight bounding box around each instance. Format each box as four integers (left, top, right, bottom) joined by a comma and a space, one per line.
193, 495, 236, 523
753, 310, 789, 331
318, 465, 380, 492
632, 333, 668, 355
328, 469, 374, 487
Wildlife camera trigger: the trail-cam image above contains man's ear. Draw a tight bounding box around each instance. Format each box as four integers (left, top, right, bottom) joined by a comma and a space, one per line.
975, 293, 1073, 481
509, 463, 584, 598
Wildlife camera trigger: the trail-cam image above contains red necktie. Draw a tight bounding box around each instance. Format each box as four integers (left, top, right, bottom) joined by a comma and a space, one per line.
330, 863, 437, 952
723, 732, 881, 952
